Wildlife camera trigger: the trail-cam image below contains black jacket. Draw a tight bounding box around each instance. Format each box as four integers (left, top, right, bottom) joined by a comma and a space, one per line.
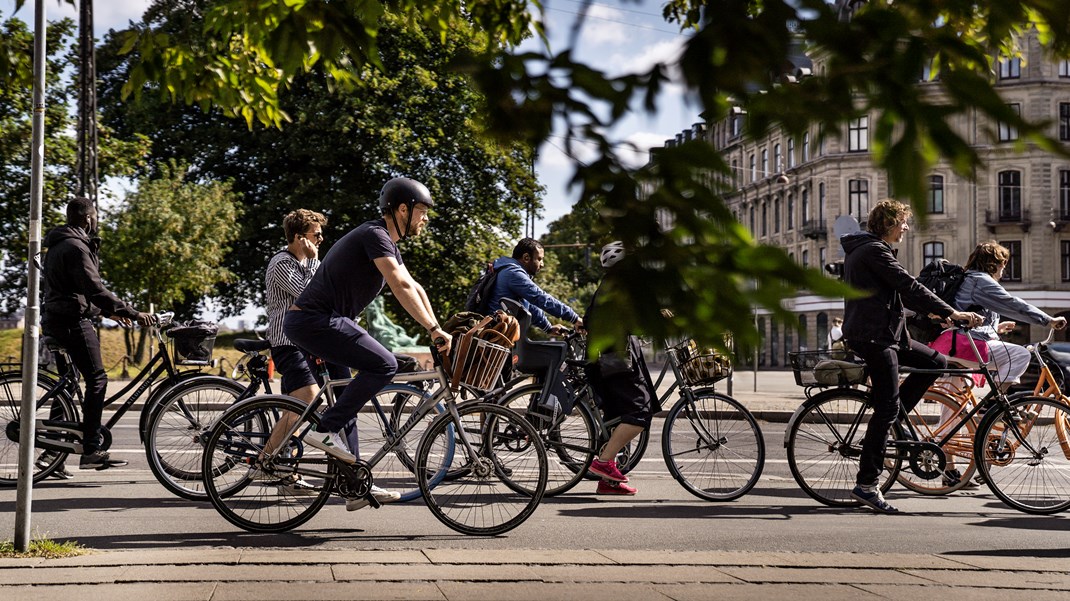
41, 225, 139, 327
841, 231, 953, 348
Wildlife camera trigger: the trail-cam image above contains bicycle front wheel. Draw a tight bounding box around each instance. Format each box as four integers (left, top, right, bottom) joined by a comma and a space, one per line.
897, 388, 977, 495
417, 402, 547, 536
663, 390, 765, 501
975, 396, 1070, 514
786, 388, 902, 507
202, 395, 333, 532
0, 373, 79, 484
145, 378, 245, 500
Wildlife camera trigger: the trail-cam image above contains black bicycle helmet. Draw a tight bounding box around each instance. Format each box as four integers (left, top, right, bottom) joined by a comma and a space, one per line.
378, 177, 433, 241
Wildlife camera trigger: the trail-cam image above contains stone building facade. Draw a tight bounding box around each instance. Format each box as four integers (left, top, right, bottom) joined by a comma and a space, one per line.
665, 35, 1070, 366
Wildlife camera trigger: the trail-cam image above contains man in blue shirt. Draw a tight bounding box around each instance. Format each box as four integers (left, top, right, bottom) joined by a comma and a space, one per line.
486, 238, 582, 333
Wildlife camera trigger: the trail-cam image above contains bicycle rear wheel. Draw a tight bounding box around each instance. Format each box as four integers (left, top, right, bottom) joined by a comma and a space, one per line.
0, 372, 79, 485
897, 387, 978, 495
145, 378, 246, 500
496, 383, 596, 496
202, 395, 333, 532
786, 388, 902, 507
417, 402, 547, 536
663, 390, 765, 501
975, 396, 1070, 514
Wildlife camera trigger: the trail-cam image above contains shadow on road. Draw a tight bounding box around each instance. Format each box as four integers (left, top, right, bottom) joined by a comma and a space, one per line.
58, 529, 477, 550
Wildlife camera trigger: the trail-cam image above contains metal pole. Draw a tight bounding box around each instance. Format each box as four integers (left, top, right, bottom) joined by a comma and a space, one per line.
15, 0, 48, 552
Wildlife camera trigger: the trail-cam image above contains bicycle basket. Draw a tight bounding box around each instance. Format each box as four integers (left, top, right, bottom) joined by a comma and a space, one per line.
667, 339, 731, 386
789, 350, 863, 387
167, 321, 218, 366
451, 335, 510, 391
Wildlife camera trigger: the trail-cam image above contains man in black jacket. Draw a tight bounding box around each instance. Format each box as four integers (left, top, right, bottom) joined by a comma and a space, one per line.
42, 197, 154, 472
841, 199, 982, 513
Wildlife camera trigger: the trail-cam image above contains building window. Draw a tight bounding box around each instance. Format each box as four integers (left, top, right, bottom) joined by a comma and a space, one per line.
774, 143, 782, 172
999, 56, 1021, 79
731, 113, 743, 138
801, 186, 810, 223
749, 154, 756, 181
1062, 170, 1070, 220
819, 246, 827, 268
1061, 103, 1070, 141
761, 202, 767, 237
928, 175, 944, 214
922, 241, 944, 265
801, 249, 809, 267
848, 116, 869, 152
774, 197, 781, 233
998, 170, 1022, 221
1061, 59, 1070, 78
848, 179, 869, 219
818, 182, 826, 221
787, 193, 795, 230
761, 148, 769, 177
749, 204, 755, 235
1063, 241, 1070, 282
787, 138, 795, 168
1001, 240, 1022, 282
999, 104, 1020, 142
816, 312, 829, 350
799, 315, 808, 351
802, 133, 810, 162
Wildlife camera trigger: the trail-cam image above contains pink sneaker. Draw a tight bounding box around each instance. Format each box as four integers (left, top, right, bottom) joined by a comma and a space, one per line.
588, 458, 628, 482
597, 480, 637, 495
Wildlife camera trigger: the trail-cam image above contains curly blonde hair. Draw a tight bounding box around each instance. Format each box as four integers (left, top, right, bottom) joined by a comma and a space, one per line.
964, 241, 1010, 275
283, 209, 328, 243
866, 199, 912, 239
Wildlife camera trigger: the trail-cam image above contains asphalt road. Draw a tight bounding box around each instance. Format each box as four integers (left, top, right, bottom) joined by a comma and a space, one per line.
3, 416, 1068, 558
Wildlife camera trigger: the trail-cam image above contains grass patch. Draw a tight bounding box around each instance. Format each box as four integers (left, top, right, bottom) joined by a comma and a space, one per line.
0, 538, 88, 559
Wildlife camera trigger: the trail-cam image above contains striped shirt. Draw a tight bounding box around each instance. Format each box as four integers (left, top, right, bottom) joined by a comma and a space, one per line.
265, 250, 319, 347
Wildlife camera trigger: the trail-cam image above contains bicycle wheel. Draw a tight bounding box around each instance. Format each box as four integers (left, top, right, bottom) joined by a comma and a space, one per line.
417, 402, 547, 536
202, 395, 333, 532
786, 387, 902, 507
662, 390, 765, 501
144, 378, 246, 500
0, 372, 79, 485
897, 388, 977, 495
496, 383, 596, 496
974, 396, 1070, 514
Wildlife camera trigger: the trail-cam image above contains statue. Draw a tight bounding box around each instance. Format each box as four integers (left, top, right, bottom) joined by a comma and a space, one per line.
364, 296, 421, 350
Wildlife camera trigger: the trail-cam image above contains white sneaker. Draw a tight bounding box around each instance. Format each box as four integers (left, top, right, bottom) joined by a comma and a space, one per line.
305, 430, 356, 463
346, 485, 402, 511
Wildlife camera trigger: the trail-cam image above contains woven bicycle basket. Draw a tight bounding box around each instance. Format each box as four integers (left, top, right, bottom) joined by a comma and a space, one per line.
447, 312, 516, 391
667, 339, 731, 386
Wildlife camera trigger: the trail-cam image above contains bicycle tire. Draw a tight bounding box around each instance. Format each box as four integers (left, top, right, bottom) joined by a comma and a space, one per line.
662, 389, 765, 501
144, 378, 247, 500
896, 388, 978, 495
786, 387, 902, 507
202, 395, 333, 532
0, 372, 79, 485
974, 396, 1070, 514
495, 383, 596, 496
417, 402, 547, 536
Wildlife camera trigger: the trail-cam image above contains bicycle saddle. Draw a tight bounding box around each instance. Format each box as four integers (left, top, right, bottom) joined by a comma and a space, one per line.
233, 339, 271, 353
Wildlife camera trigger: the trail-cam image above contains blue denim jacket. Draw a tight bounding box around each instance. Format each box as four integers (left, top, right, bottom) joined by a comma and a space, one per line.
486, 257, 579, 331
954, 270, 1052, 341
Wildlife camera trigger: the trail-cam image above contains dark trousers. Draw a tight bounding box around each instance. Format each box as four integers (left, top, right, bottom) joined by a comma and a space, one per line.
284, 310, 397, 433
45, 318, 107, 455
849, 338, 947, 486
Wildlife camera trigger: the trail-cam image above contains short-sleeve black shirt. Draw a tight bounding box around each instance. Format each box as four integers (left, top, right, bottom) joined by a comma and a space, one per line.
295, 219, 401, 317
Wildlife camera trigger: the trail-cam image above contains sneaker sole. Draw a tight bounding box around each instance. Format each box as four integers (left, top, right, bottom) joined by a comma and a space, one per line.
850, 491, 900, 514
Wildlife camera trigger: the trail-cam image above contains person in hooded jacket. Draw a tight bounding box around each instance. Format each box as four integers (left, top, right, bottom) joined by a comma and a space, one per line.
485, 238, 582, 334
41, 197, 155, 473
840, 199, 982, 513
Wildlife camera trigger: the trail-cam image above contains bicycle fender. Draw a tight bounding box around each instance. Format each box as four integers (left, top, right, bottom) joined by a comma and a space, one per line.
783, 401, 814, 448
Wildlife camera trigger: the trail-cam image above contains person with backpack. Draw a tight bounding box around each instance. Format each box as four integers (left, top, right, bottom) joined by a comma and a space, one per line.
840, 199, 983, 514
483, 238, 582, 334
583, 241, 654, 495
953, 241, 1066, 391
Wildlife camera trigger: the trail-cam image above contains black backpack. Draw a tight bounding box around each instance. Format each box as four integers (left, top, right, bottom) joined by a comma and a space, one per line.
906, 259, 968, 343
463, 262, 502, 315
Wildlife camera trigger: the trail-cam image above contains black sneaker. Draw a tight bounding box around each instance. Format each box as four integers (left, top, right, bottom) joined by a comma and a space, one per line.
79, 451, 128, 470
850, 485, 900, 514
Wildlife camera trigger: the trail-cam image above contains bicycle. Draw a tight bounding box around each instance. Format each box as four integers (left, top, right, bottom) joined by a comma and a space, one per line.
784, 325, 1070, 514
200, 342, 548, 535
492, 299, 765, 500
0, 312, 238, 486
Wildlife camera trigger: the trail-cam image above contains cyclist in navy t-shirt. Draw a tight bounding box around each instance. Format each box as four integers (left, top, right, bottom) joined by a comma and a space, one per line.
284, 177, 452, 511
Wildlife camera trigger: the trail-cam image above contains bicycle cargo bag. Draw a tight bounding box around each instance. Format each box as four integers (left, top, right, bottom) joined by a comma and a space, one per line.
812, 359, 867, 386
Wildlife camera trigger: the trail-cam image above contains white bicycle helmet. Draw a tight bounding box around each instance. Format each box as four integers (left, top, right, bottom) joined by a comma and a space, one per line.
600, 241, 625, 268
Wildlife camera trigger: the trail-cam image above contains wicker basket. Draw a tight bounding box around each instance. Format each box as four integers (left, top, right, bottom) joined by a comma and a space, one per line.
451, 336, 510, 391
667, 339, 731, 386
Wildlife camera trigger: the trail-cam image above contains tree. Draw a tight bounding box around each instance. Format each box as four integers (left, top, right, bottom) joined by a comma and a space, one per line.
110, 1, 1070, 351
98, 4, 540, 331
99, 161, 242, 362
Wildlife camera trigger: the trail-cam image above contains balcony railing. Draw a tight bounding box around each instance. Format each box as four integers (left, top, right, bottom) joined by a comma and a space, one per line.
800, 219, 827, 239
984, 208, 1031, 233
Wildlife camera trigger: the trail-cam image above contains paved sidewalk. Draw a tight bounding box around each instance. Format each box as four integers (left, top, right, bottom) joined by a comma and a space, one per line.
2, 547, 1069, 600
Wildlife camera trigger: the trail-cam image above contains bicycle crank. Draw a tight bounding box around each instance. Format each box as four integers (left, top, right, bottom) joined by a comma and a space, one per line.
894, 440, 946, 480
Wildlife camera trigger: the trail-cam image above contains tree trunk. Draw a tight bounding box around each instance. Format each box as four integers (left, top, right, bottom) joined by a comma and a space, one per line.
123, 327, 134, 361
133, 328, 149, 365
